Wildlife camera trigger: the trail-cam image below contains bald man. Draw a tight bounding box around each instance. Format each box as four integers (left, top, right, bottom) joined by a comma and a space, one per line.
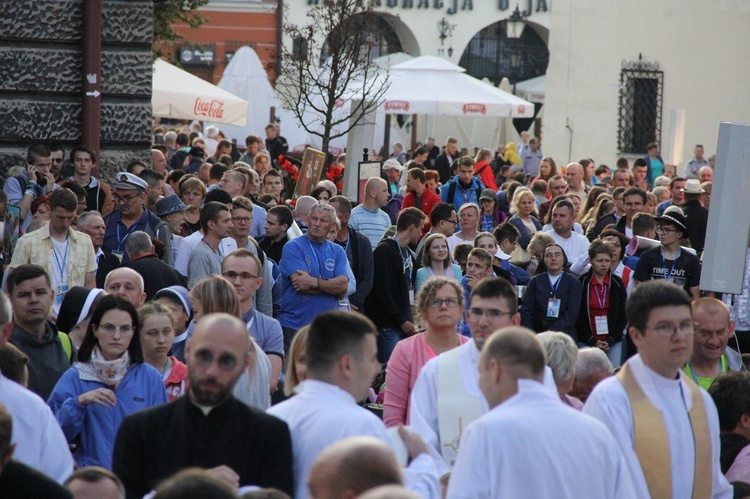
307, 437, 403, 499
104, 268, 146, 307
685, 298, 745, 390
114, 314, 294, 498
564, 162, 588, 203
447, 327, 635, 498
294, 195, 318, 231
349, 177, 392, 249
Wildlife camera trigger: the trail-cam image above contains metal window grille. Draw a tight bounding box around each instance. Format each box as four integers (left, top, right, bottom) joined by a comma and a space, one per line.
458, 23, 549, 85
617, 56, 663, 154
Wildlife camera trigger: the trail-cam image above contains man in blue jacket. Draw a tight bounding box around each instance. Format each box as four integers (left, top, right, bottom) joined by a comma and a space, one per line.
440, 156, 485, 211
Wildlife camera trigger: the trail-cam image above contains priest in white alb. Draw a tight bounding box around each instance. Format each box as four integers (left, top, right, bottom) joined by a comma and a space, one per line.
447, 326, 636, 498
585, 280, 733, 498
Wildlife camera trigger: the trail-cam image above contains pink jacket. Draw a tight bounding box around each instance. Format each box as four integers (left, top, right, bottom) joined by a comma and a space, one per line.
164, 357, 188, 401
384, 333, 468, 427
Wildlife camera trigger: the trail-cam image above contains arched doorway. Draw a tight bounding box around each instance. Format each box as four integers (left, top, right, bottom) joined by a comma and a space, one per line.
320, 15, 404, 65
458, 22, 549, 85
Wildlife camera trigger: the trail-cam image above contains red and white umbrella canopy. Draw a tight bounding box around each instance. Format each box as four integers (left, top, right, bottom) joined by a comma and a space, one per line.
381, 55, 534, 118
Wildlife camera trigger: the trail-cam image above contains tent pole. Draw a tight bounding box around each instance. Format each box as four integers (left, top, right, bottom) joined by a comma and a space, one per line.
383, 114, 391, 159
411, 114, 418, 153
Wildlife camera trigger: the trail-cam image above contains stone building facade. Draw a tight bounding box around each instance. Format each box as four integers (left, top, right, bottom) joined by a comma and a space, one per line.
0, 0, 153, 177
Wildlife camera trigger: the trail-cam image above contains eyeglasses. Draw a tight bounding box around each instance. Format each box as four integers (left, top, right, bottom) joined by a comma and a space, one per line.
194, 350, 238, 371
222, 271, 259, 281
468, 308, 514, 319
428, 297, 460, 308
97, 323, 134, 335
113, 193, 139, 204
645, 320, 696, 337
656, 226, 679, 234
443, 219, 458, 225
51, 158, 64, 163
231, 217, 252, 224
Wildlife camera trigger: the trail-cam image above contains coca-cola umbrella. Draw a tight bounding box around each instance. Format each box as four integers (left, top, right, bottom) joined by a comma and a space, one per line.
152, 58, 248, 126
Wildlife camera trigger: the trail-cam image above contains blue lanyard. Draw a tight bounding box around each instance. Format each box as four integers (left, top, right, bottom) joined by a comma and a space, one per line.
661, 248, 680, 281
549, 273, 562, 298
116, 222, 139, 251
305, 237, 328, 278
51, 234, 70, 281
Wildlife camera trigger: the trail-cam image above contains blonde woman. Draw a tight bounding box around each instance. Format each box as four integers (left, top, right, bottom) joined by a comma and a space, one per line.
508, 188, 542, 251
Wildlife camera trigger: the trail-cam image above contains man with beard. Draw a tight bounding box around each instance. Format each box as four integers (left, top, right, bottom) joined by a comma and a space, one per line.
113, 313, 293, 499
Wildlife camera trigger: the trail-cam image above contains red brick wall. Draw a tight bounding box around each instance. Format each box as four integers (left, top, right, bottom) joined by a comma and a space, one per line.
170, 7, 279, 84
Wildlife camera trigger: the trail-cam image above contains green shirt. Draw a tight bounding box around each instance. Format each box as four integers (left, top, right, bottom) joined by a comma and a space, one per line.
683, 355, 729, 390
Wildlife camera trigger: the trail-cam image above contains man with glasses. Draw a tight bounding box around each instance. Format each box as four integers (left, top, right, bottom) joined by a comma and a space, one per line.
48, 143, 66, 181
634, 211, 701, 300
415, 202, 457, 263
222, 249, 283, 394
410, 277, 522, 469
4, 144, 57, 232
684, 298, 745, 390
113, 313, 294, 498
103, 172, 173, 266
585, 281, 732, 498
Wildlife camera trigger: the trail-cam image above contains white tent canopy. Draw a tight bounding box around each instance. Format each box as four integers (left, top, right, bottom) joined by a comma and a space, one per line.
514, 75, 546, 104
152, 58, 248, 126
207, 46, 279, 142
381, 56, 535, 118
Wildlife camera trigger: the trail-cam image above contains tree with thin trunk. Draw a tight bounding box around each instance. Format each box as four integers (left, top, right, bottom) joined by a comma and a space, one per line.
273, 0, 391, 157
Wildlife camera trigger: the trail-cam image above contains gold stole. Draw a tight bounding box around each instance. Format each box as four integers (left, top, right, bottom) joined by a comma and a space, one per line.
616, 362, 712, 499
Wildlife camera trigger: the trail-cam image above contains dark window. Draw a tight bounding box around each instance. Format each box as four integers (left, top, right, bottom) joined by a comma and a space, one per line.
618, 57, 664, 154
319, 15, 403, 65
293, 36, 308, 62
458, 22, 549, 85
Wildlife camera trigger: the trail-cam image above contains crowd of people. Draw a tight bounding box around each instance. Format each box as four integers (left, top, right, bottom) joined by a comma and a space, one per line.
1, 125, 749, 499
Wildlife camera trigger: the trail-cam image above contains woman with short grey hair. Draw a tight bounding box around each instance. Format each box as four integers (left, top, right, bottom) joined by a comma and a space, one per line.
538, 331, 582, 409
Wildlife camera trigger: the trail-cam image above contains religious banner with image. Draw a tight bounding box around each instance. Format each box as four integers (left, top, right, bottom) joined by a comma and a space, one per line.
293, 147, 327, 199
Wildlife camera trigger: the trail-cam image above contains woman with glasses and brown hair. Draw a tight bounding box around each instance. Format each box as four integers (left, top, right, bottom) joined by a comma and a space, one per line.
384, 276, 468, 427
47, 295, 167, 468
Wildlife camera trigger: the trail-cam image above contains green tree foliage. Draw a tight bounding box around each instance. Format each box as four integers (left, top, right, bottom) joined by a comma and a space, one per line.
152, 0, 210, 59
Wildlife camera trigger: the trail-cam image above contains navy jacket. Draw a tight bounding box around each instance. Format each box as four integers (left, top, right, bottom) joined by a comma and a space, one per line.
521, 271, 582, 341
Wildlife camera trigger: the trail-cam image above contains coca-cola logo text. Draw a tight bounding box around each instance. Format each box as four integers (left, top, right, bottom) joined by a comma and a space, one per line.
194, 98, 225, 119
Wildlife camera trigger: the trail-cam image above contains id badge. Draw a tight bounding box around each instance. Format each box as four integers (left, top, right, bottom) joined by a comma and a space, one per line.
56, 284, 69, 306
547, 298, 560, 318
112, 250, 124, 263
409, 288, 415, 306
595, 315, 609, 336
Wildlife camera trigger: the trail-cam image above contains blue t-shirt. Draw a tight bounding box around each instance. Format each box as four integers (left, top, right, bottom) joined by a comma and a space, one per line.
244, 308, 284, 358
279, 236, 349, 330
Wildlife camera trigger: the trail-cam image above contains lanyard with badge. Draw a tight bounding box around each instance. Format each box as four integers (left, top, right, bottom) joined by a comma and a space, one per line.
547, 274, 562, 318
113, 222, 139, 262
593, 282, 609, 336
51, 234, 70, 306
661, 247, 680, 282
393, 237, 415, 305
